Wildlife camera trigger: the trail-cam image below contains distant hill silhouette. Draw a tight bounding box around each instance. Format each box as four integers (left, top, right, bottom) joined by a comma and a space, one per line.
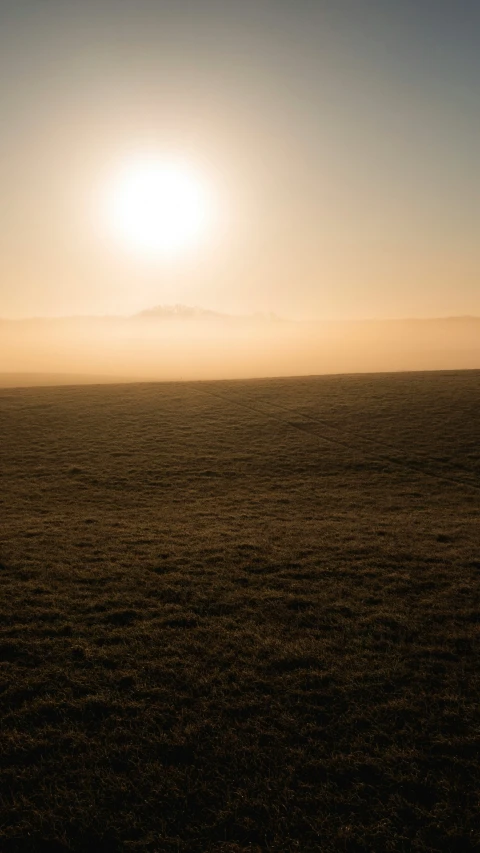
135, 304, 227, 320
0, 305, 284, 325
135, 305, 283, 323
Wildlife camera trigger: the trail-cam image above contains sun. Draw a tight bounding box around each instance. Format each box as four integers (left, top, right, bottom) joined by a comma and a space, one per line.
103, 155, 217, 259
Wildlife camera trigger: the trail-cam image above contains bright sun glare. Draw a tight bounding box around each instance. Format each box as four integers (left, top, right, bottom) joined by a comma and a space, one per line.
103, 156, 217, 259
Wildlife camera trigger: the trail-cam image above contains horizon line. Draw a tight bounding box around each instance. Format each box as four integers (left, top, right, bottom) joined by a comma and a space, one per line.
1, 307, 480, 323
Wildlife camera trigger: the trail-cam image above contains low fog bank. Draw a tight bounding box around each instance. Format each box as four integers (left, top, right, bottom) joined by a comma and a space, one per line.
1, 310, 479, 386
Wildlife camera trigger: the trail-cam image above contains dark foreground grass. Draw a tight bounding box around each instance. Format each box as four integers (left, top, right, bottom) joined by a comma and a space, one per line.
0, 370, 479, 852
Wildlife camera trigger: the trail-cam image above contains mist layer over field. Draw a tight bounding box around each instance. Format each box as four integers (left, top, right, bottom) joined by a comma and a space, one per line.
1, 311, 480, 385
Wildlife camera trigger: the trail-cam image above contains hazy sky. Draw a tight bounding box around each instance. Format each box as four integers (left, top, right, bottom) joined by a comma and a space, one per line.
1, 0, 479, 320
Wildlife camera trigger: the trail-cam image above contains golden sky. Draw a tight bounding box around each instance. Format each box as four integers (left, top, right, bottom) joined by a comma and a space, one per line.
1, 0, 479, 320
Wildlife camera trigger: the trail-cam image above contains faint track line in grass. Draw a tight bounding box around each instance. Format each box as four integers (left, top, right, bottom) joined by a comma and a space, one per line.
192, 383, 480, 495
229, 391, 480, 489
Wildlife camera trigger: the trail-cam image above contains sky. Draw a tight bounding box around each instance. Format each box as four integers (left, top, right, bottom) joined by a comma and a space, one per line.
1, 0, 479, 321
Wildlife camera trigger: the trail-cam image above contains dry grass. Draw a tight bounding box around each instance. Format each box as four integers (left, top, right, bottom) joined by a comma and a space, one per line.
0, 370, 479, 852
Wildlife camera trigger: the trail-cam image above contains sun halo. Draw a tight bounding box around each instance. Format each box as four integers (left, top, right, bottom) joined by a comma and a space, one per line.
103, 155, 217, 260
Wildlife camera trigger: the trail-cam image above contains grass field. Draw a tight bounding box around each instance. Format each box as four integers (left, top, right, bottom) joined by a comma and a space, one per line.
0, 370, 479, 852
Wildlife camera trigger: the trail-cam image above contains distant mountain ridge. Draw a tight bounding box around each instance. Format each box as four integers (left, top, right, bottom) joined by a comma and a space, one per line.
135, 305, 284, 323
136, 304, 226, 320
0, 305, 284, 323
0, 305, 479, 324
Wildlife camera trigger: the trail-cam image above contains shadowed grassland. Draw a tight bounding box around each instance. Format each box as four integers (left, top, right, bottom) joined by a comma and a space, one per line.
0, 370, 479, 852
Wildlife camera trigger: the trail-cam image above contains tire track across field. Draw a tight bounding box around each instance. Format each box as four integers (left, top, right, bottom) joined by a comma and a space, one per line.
223, 388, 480, 487
193, 383, 480, 495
